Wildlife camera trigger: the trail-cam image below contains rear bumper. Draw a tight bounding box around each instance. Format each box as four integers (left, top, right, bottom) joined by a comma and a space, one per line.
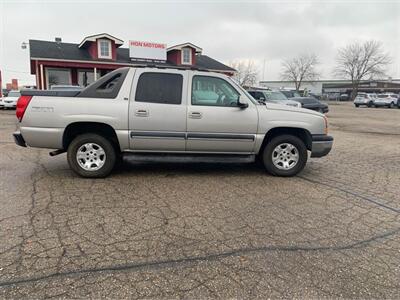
311, 134, 333, 158
13, 131, 27, 147
373, 102, 390, 107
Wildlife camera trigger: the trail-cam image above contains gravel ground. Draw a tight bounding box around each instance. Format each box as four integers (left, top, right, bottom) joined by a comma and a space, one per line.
0, 102, 399, 299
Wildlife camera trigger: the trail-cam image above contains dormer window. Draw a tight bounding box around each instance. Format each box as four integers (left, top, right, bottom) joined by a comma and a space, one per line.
98, 39, 112, 59
181, 48, 192, 65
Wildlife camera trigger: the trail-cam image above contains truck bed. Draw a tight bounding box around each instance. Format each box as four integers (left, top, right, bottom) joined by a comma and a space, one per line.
20, 89, 81, 97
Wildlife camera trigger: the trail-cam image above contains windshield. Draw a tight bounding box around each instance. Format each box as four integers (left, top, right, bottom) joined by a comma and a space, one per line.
377, 94, 388, 98
266, 91, 288, 101
7, 91, 21, 97
281, 90, 301, 98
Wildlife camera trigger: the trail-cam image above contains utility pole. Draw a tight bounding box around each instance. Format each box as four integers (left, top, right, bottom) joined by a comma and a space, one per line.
262, 58, 266, 81
0, 70, 2, 98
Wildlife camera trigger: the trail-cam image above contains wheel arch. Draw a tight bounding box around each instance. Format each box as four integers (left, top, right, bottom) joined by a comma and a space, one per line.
63, 122, 121, 152
259, 127, 312, 153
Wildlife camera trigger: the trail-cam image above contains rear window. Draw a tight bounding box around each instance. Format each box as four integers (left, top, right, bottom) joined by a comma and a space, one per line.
135, 72, 183, 104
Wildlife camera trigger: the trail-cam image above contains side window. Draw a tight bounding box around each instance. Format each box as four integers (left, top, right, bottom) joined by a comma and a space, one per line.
135, 72, 183, 104
192, 76, 240, 107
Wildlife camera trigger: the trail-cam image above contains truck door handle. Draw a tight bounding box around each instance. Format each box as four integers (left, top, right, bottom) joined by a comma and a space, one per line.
189, 112, 202, 119
135, 109, 149, 117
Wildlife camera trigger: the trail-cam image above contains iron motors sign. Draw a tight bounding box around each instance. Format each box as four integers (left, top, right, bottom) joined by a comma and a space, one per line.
129, 40, 167, 61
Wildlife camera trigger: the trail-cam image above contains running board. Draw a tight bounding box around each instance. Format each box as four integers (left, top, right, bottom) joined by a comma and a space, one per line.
123, 153, 256, 164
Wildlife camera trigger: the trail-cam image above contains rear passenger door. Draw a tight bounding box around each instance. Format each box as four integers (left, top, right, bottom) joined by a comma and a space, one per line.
129, 69, 187, 151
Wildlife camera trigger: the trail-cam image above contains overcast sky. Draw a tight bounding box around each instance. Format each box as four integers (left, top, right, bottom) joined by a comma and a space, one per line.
0, 0, 399, 86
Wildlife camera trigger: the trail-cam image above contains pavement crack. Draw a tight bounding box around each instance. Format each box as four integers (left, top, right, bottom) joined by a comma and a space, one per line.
298, 175, 400, 214
0, 226, 399, 288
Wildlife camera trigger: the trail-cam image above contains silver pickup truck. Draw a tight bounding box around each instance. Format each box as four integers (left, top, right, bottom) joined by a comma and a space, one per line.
14, 67, 333, 178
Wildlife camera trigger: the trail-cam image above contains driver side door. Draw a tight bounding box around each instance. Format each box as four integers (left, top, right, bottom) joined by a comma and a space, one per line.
186, 74, 258, 153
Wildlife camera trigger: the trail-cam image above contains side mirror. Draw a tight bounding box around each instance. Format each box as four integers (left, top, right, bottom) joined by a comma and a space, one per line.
238, 95, 249, 109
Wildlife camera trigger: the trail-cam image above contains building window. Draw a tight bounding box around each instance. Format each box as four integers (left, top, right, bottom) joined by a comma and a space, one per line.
98, 39, 112, 59
135, 72, 183, 104
181, 48, 192, 65
45, 68, 71, 89
78, 69, 101, 87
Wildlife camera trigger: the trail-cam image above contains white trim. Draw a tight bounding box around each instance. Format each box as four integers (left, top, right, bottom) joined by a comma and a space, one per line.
40, 64, 44, 90
45, 67, 71, 89
94, 67, 97, 81
97, 39, 112, 59
79, 33, 123, 48
181, 48, 192, 65
167, 42, 202, 53
35, 61, 39, 89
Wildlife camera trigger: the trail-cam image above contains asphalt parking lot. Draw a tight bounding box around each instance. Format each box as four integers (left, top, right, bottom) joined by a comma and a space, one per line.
0, 102, 399, 299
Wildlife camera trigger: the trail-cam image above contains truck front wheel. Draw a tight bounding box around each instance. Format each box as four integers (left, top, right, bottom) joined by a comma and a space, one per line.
262, 135, 307, 177
67, 133, 116, 178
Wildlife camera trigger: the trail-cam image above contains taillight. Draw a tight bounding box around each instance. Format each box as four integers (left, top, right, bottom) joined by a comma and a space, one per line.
16, 95, 32, 122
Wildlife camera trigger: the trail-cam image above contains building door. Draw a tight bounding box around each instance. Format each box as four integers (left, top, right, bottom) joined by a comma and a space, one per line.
186, 75, 258, 153
129, 69, 188, 151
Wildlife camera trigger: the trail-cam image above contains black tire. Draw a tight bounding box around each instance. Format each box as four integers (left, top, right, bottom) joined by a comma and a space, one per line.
67, 133, 116, 178
262, 135, 308, 177
355, 104, 359, 108
367, 102, 372, 108
389, 102, 394, 108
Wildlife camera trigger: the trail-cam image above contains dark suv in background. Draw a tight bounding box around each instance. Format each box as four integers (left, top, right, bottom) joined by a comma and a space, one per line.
291, 97, 329, 113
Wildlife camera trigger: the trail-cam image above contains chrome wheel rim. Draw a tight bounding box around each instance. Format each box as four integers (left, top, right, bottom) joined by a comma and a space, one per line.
76, 143, 106, 171
272, 143, 299, 170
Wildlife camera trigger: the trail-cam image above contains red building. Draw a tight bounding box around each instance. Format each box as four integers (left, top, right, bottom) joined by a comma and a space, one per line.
29, 33, 236, 90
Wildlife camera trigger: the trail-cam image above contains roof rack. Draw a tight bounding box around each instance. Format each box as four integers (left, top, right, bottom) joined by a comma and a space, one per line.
131, 63, 210, 72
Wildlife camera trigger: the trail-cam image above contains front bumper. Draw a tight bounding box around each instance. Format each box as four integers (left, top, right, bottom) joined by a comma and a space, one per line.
311, 134, 333, 158
13, 131, 27, 147
4, 104, 16, 108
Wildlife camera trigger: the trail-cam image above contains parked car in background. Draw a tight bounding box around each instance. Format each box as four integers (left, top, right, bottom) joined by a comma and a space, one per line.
2, 90, 21, 109
373, 93, 398, 108
248, 89, 301, 108
327, 93, 340, 101
50, 85, 83, 92
339, 94, 349, 101
280, 90, 301, 99
309, 93, 322, 100
291, 97, 329, 113
354, 93, 376, 107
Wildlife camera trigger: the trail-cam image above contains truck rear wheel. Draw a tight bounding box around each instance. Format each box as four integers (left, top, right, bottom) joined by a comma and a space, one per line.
262, 135, 307, 177
67, 133, 116, 178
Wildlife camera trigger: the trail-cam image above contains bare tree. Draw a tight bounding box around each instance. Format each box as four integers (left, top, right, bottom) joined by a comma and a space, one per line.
334, 40, 391, 100
281, 54, 320, 92
229, 60, 258, 87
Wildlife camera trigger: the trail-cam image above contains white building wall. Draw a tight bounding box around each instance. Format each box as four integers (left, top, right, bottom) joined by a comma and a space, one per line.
260, 81, 324, 94
259, 79, 400, 95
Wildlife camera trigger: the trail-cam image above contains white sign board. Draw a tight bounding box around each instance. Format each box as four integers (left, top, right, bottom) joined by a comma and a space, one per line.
129, 40, 167, 61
